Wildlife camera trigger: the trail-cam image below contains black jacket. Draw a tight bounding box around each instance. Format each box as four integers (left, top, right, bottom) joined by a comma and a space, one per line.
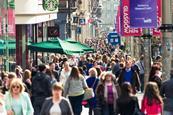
160, 78, 173, 112
40, 97, 73, 115
116, 96, 140, 115
31, 72, 52, 105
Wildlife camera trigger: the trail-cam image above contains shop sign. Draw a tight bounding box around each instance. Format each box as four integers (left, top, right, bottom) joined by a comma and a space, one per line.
47, 26, 59, 37
43, 0, 59, 11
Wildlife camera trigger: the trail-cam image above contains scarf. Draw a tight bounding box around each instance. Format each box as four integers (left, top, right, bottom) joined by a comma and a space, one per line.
104, 82, 118, 111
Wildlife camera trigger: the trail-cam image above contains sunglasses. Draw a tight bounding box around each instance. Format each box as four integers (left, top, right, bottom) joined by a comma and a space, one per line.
12, 85, 20, 89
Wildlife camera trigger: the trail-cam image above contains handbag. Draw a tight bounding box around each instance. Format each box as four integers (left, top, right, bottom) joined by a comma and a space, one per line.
83, 78, 97, 100
83, 88, 95, 100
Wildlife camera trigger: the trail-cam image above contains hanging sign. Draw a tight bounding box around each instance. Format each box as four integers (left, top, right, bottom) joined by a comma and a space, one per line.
43, 0, 59, 11
79, 18, 86, 25
152, 0, 162, 36
8, 8, 15, 37
120, 0, 142, 36
0, 17, 1, 36
130, 0, 157, 28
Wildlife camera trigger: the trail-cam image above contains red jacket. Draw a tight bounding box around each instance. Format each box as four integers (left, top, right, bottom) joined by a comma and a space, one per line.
141, 97, 162, 115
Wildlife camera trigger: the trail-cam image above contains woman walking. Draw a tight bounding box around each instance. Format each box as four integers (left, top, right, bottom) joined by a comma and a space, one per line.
86, 68, 99, 115
141, 82, 163, 115
63, 66, 87, 115
40, 82, 73, 115
96, 72, 119, 115
116, 82, 140, 115
4, 78, 34, 115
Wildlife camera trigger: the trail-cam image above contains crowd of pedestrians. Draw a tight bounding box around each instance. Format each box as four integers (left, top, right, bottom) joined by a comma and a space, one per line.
0, 45, 172, 115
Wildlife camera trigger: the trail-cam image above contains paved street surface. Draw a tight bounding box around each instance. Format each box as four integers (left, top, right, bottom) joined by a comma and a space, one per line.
81, 92, 143, 115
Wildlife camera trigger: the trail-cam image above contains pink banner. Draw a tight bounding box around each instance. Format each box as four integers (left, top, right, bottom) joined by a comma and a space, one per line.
0, 17, 1, 36
120, 0, 142, 36
152, 0, 162, 36
8, 8, 15, 37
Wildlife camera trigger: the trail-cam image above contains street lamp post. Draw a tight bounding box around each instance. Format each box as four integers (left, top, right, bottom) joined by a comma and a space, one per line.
67, 0, 71, 38
1, 0, 9, 71
142, 29, 152, 88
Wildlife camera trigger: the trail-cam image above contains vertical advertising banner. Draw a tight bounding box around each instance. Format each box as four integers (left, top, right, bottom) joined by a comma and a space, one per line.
152, 0, 162, 36
8, 8, 15, 37
0, 17, 2, 36
120, 0, 142, 36
130, 0, 157, 28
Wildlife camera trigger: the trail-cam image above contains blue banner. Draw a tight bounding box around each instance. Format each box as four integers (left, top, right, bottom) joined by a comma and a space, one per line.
107, 32, 120, 45
130, 0, 157, 28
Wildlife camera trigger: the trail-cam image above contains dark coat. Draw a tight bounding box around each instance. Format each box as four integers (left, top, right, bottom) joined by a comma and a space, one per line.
40, 97, 73, 115
160, 78, 173, 112
116, 96, 140, 115
118, 68, 141, 93
31, 72, 52, 105
86, 77, 99, 108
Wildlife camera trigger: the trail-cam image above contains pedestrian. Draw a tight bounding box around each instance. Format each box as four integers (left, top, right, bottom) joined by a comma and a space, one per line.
141, 82, 163, 115
1, 72, 17, 94
118, 57, 141, 94
23, 69, 32, 95
63, 66, 88, 115
0, 92, 6, 115
49, 62, 60, 82
135, 55, 145, 92
4, 78, 34, 115
148, 64, 162, 89
59, 61, 71, 86
96, 72, 119, 115
31, 64, 52, 115
160, 69, 173, 115
40, 82, 73, 115
86, 68, 99, 115
116, 82, 141, 115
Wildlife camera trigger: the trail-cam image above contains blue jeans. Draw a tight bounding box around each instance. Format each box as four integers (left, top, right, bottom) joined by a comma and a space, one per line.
69, 94, 84, 115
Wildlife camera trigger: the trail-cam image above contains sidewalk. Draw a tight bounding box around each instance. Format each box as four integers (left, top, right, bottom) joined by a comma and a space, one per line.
81, 92, 144, 115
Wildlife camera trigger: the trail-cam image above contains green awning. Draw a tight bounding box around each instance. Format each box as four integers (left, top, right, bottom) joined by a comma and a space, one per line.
28, 40, 64, 53
65, 39, 94, 52
28, 39, 84, 55
0, 43, 16, 50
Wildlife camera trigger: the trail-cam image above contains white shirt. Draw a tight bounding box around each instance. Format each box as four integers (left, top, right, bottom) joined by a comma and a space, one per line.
50, 101, 61, 115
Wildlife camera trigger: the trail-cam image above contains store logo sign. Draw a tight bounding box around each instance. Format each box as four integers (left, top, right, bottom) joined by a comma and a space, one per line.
43, 0, 59, 11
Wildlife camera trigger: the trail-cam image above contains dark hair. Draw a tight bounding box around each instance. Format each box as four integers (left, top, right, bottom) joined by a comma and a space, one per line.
38, 64, 46, 72
149, 64, 161, 79
95, 67, 102, 77
69, 66, 80, 79
78, 67, 84, 75
121, 82, 133, 97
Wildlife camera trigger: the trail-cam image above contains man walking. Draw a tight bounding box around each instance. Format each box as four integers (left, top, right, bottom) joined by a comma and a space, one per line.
31, 64, 52, 115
